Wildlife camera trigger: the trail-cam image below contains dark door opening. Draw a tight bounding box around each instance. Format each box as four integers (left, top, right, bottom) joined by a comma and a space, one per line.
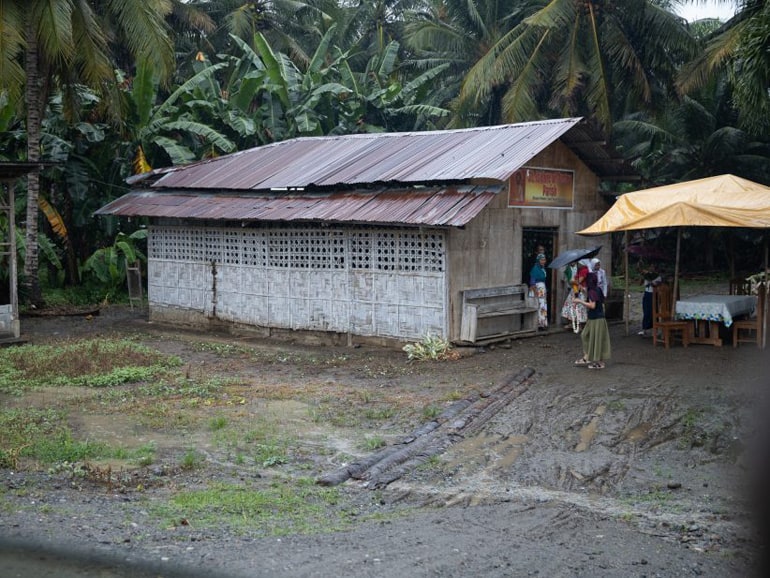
522, 228, 559, 324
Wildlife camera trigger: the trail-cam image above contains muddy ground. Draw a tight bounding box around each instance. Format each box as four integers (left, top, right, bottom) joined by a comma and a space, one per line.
1, 290, 769, 578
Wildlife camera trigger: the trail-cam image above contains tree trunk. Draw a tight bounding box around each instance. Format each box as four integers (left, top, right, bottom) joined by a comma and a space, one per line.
22, 20, 43, 306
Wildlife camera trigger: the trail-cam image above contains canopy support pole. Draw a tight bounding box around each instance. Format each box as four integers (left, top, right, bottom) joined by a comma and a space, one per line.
672, 229, 682, 314
624, 231, 629, 336
759, 231, 770, 349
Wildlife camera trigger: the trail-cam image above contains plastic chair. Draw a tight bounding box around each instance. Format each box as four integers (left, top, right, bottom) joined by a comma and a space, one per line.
733, 285, 766, 348
652, 284, 690, 348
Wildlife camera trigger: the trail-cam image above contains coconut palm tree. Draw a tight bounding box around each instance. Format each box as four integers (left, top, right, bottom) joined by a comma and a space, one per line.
0, 0, 174, 305
613, 83, 770, 185
677, 0, 770, 136
423, 0, 697, 131
404, 0, 534, 127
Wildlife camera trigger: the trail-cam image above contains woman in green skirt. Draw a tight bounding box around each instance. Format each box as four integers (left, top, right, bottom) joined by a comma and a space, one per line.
573, 272, 611, 369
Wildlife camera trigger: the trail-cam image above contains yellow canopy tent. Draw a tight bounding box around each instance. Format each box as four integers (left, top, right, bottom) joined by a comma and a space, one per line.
578, 174, 770, 342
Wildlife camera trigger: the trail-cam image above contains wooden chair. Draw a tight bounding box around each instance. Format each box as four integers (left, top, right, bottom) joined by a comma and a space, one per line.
729, 277, 751, 295
652, 284, 690, 348
733, 285, 766, 348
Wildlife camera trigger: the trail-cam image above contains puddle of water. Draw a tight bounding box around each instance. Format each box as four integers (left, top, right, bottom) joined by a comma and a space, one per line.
625, 421, 652, 442
575, 404, 606, 452
444, 433, 528, 470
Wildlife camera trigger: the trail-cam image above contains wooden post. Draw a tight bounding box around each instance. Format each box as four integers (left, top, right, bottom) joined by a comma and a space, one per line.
758, 231, 770, 349
624, 231, 629, 336
126, 260, 143, 309
0, 181, 20, 339
672, 228, 682, 314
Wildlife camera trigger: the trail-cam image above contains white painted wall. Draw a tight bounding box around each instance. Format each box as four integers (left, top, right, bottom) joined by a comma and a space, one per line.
147, 224, 447, 341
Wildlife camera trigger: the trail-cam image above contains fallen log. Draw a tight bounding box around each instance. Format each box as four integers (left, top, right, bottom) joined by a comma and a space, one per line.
316, 397, 474, 486
364, 369, 535, 488
316, 367, 536, 488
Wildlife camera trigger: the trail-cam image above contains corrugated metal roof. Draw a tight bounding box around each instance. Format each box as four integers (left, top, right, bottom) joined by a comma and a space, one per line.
148, 118, 633, 191
104, 119, 637, 228
95, 185, 502, 228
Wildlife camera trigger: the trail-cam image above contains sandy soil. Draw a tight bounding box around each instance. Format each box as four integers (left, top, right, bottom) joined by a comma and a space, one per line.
1, 291, 768, 578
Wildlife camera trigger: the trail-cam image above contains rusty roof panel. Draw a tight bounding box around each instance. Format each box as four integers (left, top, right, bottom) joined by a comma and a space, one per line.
152, 119, 590, 191
95, 186, 501, 227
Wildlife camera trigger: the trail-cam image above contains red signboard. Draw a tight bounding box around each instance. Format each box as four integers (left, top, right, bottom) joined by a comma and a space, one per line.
508, 167, 574, 208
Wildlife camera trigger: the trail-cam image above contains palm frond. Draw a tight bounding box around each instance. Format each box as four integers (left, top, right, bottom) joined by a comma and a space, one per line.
107, 0, 175, 82
0, 1, 27, 106
677, 22, 743, 94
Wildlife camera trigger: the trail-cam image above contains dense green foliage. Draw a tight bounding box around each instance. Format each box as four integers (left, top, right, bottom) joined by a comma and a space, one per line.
0, 0, 768, 304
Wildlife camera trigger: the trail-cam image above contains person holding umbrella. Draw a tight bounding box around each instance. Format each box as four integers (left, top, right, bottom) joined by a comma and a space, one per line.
529, 252, 549, 330
549, 246, 601, 332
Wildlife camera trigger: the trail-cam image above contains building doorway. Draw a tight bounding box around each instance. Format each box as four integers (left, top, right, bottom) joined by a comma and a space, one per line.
522, 228, 559, 325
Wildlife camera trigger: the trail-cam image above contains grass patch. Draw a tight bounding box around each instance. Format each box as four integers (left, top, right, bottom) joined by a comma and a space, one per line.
209, 415, 228, 431
363, 405, 396, 420
189, 343, 352, 368
180, 449, 205, 470
254, 443, 289, 468
0, 408, 157, 468
31, 432, 110, 464
112, 442, 157, 466
416, 455, 443, 471
422, 404, 442, 419
360, 435, 386, 451
155, 480, 344, 535
0, 338, 181, 394
188, 342, 255, 357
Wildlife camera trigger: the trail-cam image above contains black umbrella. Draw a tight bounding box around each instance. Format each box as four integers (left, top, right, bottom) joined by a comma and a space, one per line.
548, 246, 602, 269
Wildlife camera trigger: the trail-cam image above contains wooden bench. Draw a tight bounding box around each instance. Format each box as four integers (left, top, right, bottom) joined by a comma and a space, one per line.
460, 284, 538, 344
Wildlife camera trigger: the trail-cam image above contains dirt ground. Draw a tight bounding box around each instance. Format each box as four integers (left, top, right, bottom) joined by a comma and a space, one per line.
1, 290, 769, 578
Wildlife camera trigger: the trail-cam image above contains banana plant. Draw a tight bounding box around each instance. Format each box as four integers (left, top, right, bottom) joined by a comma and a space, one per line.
252, 29, 353, 139
337, 40, 450, 132
125, 59, 237, 172
0, 223, 65, 291
81, 230, 148, 302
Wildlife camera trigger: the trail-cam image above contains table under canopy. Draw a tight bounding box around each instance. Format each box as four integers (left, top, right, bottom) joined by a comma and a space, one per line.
675, 294, 757, 346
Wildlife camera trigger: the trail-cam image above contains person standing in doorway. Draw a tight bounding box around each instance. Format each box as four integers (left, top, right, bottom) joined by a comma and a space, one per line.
573, 272, 611, 369
529, 252, 549, 330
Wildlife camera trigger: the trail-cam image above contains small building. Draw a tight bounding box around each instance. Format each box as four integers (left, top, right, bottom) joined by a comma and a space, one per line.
96, 118, 632, 346
1, 162, 45, 343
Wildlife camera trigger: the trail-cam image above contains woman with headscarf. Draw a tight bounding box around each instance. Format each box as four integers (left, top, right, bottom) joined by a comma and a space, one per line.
529, 253, 549, 330
573, 272, 611, 369
591, 258, 609, 297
